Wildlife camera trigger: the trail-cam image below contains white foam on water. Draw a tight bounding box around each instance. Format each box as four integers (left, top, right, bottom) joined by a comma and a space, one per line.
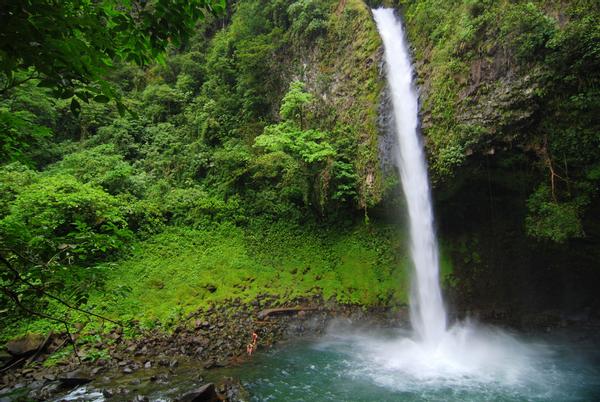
317, 324, 565, 400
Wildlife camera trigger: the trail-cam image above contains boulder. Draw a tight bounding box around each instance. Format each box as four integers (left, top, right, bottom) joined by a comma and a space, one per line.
5, 334, 46, 356
218, 377, 250, 402
0, 350, 12, 365
58, 369, 92, 388
178, 383, 220, 402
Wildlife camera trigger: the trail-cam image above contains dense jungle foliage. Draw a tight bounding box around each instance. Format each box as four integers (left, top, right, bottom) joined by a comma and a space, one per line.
0, 0, 395, 339
1, 0, 599, 339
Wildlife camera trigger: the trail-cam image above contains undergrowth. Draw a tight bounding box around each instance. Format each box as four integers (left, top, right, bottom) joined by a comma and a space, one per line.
2, 219, 456, 340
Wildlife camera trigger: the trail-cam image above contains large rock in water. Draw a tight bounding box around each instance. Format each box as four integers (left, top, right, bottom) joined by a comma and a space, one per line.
58, 369, 92, 388
178, 383, 220, 402
5, 334, 45, 356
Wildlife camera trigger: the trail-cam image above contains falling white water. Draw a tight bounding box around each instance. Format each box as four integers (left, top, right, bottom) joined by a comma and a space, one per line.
373, 8, 446, 345
360, 8, 553, 392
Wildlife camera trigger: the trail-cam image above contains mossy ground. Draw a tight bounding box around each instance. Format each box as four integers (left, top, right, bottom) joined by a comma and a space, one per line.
94, 221, 410, 327
4, 220, 454, 341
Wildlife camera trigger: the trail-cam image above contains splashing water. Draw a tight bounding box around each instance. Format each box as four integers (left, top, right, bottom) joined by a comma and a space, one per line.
236, 328, 600, 401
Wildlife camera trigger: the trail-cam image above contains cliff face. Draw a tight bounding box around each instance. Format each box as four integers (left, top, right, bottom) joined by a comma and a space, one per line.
199, 0, 387, 215
297, 0, 600, 318
290, 0, 385, 209
394, 0, 600, 318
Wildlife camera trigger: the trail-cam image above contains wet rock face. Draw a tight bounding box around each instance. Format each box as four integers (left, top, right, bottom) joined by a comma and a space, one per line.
456, 74, 539, 138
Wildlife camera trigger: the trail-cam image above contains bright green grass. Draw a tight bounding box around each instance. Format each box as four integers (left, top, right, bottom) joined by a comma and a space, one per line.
2, 220, 456, 339
87, 221, 410, 329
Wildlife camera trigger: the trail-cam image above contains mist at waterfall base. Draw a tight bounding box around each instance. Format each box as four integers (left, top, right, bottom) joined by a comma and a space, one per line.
233, 327, 600, 401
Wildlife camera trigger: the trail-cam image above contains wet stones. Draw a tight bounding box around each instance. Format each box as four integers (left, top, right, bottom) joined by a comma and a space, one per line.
216, 378, 250, 402
57, 369, 92, 387
0, 296, 402, 399
178, 383, 219, 402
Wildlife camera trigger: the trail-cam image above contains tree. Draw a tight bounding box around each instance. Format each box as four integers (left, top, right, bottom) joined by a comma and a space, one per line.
0, 0, 226, 112
254, 81, 336, 210
279, 80, 313, 129
255, 81, 335, 164
0, 173, 133, 324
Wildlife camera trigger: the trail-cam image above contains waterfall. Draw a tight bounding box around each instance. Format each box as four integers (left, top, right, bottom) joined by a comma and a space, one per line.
373, 8, 447, 345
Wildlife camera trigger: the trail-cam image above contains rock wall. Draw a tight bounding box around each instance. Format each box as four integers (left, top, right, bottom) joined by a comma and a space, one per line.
394, 0, 600, 319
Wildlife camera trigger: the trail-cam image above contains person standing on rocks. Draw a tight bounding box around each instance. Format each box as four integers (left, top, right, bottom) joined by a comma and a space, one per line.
246, 332, 258, 356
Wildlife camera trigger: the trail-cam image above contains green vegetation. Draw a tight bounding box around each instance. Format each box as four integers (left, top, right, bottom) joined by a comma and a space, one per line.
90, 222, 407, 327
2, 0, 598, 346
0, 0, 225, 108
0, 0, 397, 342
400, 0, 600, 242
2, 221, 409, 340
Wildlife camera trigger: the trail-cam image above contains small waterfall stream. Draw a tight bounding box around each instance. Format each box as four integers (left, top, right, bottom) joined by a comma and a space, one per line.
373, 8, 447, 346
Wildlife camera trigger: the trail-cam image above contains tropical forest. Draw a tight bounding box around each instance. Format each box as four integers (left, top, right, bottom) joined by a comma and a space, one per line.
0, 0, 599, 400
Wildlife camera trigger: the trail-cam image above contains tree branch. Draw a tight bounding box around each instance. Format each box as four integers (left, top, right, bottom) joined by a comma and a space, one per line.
0, 286, 68, 325
0, 287, 82, 366
0, 252, 122, 326
541, 134, 568, 202
0, 72, 39, 95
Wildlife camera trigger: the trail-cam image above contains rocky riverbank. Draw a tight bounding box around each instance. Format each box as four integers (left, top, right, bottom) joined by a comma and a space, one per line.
0, 296, 404, 401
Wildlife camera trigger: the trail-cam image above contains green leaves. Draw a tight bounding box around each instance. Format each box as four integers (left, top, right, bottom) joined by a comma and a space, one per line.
252, 80, 361, 213
70, 98, 81, 116
499, 2, 557, 61
0, 107, 52, 165
47, 144, 139, 195
525, 185, 586, 243
287, 0, 328, 43
255, 122, 336, 165
0, 174, 133, 265
279, 81, 314, 127
93, 95, 110, 104
0, 0, 226, 108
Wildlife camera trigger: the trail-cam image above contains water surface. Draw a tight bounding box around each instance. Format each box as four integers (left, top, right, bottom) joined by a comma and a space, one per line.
227, 327, 600, 402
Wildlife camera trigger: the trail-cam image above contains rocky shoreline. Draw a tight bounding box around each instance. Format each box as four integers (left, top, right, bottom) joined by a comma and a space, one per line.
0, 296, 405, 401
4, 294, 596, 401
